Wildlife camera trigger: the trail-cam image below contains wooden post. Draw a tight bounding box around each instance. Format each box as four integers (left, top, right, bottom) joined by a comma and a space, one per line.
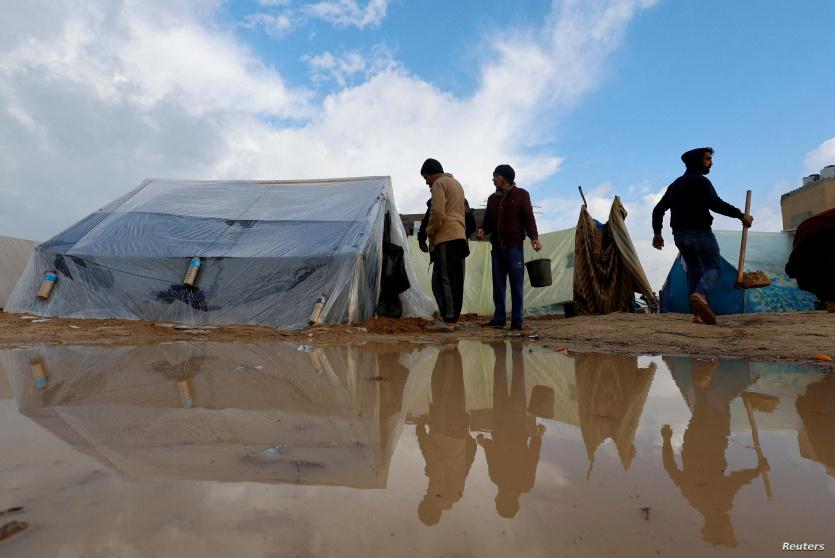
736, 189, 752, 286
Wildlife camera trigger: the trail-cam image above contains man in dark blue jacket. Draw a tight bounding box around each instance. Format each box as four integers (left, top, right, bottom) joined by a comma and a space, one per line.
652, 148, 753, 324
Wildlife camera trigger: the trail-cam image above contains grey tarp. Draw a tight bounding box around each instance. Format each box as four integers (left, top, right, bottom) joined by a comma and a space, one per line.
0, 235, 37, 308
7, 177, 434, 327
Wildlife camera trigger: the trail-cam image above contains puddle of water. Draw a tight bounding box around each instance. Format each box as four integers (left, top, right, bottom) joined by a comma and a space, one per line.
0, 341, 833, 557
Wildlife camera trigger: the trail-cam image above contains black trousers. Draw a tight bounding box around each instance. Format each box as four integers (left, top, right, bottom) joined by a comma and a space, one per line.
431, 240, 466, 323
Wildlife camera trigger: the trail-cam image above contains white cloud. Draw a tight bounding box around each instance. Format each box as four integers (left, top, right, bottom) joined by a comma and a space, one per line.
243, 13, 296, 39
803, 137, 835, 174
304, 44, 398, 88
0, 0, 654, 244
305, 0, 389, 29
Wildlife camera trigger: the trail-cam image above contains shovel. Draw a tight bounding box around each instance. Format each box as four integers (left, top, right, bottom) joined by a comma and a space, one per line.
735, 190, 771, 289
741, 390, 778, 500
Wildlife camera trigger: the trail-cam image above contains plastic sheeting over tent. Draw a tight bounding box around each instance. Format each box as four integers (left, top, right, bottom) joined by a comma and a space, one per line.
7, 177, 433, 327
407, 229, 576, 316
0, 235, 37, 308
660, 231, 818, 315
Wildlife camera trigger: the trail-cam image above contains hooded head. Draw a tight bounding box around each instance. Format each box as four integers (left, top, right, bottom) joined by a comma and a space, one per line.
681, 147, 714, 174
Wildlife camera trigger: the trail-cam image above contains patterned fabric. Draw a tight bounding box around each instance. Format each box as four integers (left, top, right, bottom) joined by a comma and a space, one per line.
573, 197, 656, 314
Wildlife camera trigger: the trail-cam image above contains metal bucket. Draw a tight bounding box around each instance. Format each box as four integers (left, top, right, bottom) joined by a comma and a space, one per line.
525, 258, 552, 287
528, 385, 555, 418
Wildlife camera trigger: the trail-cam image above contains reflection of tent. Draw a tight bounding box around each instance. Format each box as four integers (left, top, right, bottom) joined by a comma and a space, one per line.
796, 376, 835, 477
7, 177, 433, 327
660, 231, 818, 314
0, 235, 37, 309
408, 229, 576, 316
407, 341, 578, 428
574, 198, 656, 314
3, 342, 428, 488
574, 353, 655, 472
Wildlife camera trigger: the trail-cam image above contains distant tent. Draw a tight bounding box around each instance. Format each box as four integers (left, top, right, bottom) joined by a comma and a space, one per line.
408, 228, 576, 316
7, 177, 433, 327
574, 197, 656, 314
0, 235, 37, 309
660, 231, 818, 314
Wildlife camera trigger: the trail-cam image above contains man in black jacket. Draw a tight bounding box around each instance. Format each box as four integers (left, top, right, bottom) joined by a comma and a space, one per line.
652, 148, 753, 324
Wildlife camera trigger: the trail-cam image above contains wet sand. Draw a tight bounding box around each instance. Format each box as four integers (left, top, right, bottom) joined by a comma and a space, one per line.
1, 341, 834, 557
0, 310, 832, 366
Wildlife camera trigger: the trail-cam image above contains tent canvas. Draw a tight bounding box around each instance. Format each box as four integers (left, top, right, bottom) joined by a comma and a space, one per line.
6, 177, 433, 328
660, 230, 818, 314
0, 235, 37, 309
407, 228, 576, 316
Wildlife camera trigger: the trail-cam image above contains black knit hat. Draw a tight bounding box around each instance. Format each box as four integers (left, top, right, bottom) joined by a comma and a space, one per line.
493, 164, 515, 184
420, 158, 444, 175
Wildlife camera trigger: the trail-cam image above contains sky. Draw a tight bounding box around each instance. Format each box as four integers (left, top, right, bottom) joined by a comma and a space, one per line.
1, 0, 834, 289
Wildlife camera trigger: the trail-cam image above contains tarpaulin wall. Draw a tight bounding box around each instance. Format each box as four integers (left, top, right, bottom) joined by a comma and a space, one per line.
0, 235, 37, 308
660, 230, 818, 314
407, 228, 576, 316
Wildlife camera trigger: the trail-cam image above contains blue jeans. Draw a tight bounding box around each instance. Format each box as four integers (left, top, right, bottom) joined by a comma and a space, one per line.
673, 229, 721, 298
491, 246, 525, 325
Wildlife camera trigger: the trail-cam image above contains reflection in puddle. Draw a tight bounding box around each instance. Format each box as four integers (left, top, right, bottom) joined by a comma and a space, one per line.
1, 342, 833, 556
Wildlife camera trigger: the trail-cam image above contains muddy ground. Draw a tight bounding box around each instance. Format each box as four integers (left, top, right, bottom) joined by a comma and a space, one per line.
0, 310, 832, 367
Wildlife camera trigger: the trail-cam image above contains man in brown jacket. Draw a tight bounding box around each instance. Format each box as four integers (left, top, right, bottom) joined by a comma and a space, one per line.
421, 158, 468, 332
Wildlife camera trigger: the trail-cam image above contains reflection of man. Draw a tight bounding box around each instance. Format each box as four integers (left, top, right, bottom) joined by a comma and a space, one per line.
478, 342, 544, 518
662, 359, 769, 547
416, 345, 476, 526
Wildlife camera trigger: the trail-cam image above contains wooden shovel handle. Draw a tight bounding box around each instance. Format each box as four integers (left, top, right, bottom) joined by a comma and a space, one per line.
736, 190, 752, 285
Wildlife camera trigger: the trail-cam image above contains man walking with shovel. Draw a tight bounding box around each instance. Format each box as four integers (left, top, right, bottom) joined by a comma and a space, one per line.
652, 148, 753, 324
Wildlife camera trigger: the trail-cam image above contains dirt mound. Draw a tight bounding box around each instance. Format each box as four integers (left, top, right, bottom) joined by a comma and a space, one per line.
359, 316, 432, 334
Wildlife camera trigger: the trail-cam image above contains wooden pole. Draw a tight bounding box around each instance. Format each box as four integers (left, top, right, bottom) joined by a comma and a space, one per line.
578, 186, 588, 207
743, 395, 773, 500
736, 189, 752, 286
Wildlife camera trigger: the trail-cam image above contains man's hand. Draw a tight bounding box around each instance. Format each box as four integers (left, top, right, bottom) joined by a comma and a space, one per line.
741, 214, 754, 228
652, 234, 664, 250
661, 424, 673, 440
531, 238, 542, 252
418, 240, 429, 253
475, 228, 485, 241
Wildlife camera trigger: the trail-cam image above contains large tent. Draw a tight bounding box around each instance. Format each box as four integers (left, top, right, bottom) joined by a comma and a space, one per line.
0, 235, 37, 309
659, 230, 818, 314
7, 177, 433, 327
